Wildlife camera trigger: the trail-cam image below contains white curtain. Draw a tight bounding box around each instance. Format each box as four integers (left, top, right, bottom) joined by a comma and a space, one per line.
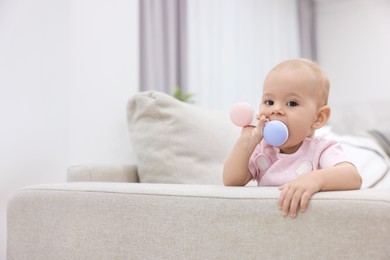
139, 0, 188, 93
298, 0, 317, 60
186, 0, 300, 110
139, 0, 301, 110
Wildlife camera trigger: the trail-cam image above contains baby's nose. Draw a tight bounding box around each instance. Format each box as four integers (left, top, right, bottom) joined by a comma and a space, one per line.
270, 105, 284, 115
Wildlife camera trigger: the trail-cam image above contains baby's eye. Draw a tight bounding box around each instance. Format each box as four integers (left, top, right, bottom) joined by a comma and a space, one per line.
286, 101, 298, 107
265, 100, 274, 106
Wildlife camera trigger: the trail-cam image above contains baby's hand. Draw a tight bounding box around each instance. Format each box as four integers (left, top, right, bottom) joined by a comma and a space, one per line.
278, 174, 321, 218
256, 114, 269, 128
251, 114, 269, 140
238, 114, 268, 144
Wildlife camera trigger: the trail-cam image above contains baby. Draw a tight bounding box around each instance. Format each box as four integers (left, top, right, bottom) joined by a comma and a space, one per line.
223, 58, 362, 217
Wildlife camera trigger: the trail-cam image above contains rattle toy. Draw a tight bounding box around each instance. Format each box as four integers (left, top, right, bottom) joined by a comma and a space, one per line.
229, 102, 289, 147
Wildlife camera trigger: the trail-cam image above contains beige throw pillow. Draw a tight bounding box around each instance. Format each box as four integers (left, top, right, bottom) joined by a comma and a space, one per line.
127, 91, 240, 184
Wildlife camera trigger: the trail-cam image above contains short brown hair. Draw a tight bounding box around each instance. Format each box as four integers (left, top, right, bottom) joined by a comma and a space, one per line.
270, 58, 330, 106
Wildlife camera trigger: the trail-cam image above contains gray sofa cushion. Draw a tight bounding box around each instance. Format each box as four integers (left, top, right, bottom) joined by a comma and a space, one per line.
127, 91, 239, 184
7, 183, 390, 259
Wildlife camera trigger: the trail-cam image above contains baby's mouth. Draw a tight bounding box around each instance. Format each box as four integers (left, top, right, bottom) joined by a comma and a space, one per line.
268, 117, 287, 126
263, 120, 289, 147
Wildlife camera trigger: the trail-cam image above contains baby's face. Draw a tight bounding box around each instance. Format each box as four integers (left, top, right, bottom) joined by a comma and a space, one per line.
260, 66, 321, 154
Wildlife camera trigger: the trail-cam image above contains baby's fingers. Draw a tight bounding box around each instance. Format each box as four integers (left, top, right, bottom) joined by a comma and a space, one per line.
289, 191, 304, 218
299, 191, 313, 213
254, 114, 267, 129
279, 185, 308, 217
278, 185, 289, 210
278, 185, 295, 216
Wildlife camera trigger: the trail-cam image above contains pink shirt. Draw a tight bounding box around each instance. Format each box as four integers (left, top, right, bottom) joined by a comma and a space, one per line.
248, 136, 350, 186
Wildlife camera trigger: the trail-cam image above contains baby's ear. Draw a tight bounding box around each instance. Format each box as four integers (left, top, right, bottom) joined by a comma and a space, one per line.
313, 105, 331, 129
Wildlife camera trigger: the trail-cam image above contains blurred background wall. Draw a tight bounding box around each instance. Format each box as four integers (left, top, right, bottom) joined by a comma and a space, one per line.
0, 0, 138, 257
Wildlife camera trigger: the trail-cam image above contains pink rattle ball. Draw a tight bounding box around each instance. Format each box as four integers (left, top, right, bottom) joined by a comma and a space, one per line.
230, 102, 289, 147
229, 102, 254, 127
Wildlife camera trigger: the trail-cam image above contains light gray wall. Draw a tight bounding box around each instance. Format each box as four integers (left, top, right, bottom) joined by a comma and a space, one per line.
316, 0, 390, 132
0, 0, 138, 257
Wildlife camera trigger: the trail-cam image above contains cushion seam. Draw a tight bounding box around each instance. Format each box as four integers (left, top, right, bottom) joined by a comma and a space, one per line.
16, 189, 390, 203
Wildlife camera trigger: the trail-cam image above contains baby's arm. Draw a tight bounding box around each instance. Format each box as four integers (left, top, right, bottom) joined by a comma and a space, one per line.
223, 115, 267, 186
278, 162, 362, 217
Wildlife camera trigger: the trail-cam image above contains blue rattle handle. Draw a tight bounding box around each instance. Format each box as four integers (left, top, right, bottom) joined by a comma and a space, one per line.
263, 120, 289, 147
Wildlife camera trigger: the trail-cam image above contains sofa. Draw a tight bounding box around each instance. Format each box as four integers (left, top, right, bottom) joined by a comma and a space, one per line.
7, 91, 390, 259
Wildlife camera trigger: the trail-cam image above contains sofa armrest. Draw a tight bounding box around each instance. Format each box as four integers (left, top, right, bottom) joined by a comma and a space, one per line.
7, 183, 390, 259
67, 164, 139, 183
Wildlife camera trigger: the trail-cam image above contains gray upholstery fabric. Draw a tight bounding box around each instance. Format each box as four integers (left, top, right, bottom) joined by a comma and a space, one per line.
127, 91, 239, 184
7, 182, 390, 259
67, 164, 139, 183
